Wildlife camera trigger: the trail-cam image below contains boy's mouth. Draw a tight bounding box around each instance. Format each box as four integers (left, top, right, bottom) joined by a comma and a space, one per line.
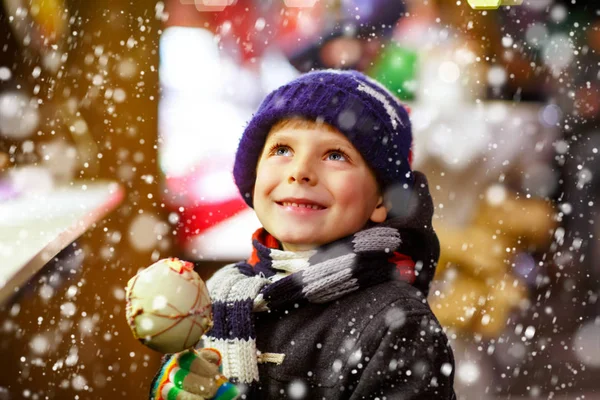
276, 202, 326, 210
275, 198, 327, 210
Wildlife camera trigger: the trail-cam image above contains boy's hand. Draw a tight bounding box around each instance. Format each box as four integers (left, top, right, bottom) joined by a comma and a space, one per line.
153, 348, 238, 400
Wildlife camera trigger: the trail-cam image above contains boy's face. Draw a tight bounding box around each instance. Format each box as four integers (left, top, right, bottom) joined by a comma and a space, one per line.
253, 123, 388, 252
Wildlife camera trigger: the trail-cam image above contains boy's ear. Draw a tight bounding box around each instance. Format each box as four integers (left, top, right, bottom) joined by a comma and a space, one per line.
369, 195, 388, 223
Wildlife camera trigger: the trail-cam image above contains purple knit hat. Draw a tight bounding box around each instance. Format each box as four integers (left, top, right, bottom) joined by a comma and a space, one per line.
233, 69, 413, 208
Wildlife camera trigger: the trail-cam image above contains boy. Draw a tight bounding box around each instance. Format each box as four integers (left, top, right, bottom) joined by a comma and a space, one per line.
150, 70, 456, 399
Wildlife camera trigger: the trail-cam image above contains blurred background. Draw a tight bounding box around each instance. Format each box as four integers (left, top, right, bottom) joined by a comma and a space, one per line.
0, 0, 599, 398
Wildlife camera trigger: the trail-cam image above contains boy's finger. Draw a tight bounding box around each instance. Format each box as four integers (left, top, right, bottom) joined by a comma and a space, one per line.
160, 382, 206, 400
169, 366, 220, 398
176, 350, 220, 377
197, 348, 222, 366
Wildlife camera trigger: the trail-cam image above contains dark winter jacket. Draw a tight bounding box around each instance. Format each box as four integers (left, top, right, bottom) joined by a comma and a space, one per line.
251, 279, 456, 399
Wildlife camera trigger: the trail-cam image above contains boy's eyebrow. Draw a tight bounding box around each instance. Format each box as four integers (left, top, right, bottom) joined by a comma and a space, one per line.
266, 131, 296, 142
267, 131, 356, 151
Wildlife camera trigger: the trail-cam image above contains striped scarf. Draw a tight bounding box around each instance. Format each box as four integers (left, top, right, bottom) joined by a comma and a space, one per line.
202, 171, 439, 389
203, 226, 417, 386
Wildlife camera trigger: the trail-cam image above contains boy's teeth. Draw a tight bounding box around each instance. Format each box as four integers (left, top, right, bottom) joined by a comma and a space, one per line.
282, 202, 323, 210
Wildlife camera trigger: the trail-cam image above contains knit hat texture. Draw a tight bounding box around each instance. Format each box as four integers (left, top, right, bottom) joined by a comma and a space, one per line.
233, 69, 413, 208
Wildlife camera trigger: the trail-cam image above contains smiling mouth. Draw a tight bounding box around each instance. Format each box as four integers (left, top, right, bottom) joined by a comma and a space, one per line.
276, 201, 326, 210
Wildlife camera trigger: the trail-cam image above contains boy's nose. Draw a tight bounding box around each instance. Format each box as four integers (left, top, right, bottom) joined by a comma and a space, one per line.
288, 159, 318, 186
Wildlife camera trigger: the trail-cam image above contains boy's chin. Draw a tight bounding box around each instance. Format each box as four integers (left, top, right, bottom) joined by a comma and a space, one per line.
272, 227, 355, 251
278, 238, 319, 251
276, 234, 322, 251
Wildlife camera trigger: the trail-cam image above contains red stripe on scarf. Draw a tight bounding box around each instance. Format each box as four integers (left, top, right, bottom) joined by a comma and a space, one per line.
247, 228, 281, 267
389, 251, 416, 284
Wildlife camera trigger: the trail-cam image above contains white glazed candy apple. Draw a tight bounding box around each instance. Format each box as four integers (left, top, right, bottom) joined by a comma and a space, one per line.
125, 258, 213, 354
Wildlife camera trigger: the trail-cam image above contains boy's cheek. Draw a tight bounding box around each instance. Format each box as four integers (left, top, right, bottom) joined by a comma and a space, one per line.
255, 167, 279, 190
333, 176, 367, 198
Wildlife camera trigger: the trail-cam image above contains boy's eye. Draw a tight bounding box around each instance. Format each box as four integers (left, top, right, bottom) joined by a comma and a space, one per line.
268, 143, 349, 162
327, 151, 347, 162
270, 144, 291, 156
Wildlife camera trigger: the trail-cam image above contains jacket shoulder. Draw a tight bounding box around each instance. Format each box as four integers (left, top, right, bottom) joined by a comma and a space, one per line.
347, 282, 456, 399
342, 279, 433, 317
